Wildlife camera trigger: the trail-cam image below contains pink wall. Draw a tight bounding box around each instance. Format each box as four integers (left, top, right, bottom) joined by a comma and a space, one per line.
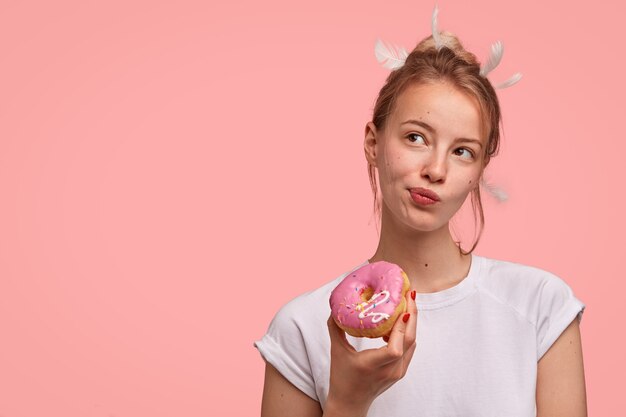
0, 0, 621, 415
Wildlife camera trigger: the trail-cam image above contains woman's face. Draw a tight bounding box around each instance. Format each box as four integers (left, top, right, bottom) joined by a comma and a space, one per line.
364, 80, 486, 233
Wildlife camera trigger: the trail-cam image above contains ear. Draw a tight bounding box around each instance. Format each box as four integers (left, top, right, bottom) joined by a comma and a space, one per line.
364, 121, 379, 167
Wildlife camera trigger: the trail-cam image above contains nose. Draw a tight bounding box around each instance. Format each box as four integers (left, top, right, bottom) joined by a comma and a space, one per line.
421, 150, 447, 183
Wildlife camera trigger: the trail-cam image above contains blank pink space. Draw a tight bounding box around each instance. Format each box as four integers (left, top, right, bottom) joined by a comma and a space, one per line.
0, 0, 621, 415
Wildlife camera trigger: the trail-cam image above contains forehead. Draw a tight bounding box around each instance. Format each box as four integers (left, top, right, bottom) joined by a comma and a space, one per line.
391, 81, 484, 140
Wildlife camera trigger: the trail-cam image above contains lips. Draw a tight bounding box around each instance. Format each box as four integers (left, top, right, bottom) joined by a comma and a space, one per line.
409, 187, 441, 202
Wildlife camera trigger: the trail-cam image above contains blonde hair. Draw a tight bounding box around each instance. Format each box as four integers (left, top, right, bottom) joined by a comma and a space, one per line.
368, 32, 504, 254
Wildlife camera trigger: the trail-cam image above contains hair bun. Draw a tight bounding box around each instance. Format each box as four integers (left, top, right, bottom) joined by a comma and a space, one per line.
412, 31, 480, 67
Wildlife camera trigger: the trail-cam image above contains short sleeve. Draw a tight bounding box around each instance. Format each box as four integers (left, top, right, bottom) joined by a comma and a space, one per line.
254, 302, 318, 400
535, 273, 586, 361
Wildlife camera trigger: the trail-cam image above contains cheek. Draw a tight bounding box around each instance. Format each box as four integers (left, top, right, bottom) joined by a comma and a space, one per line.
450, 173, 479, 195
388, 160, 415, 185
463, 173, 481, 193
380, 150, 412, 182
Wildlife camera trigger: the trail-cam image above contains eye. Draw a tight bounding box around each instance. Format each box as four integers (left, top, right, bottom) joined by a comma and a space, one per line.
407, 133, 426, 144
454, 147, 475, 160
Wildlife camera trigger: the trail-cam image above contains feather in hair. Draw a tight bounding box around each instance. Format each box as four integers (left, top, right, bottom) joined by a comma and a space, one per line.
480, 40, 504, 77
480, 177, 508, 202
431, 3, 443, 50
494, 72, 523, 89
374, 38, 408, 70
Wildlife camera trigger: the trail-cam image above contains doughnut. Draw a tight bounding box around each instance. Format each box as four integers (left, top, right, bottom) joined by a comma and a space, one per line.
329, 261, 410, 338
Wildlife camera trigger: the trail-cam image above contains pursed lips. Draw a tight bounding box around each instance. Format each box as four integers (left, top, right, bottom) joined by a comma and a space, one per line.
408, 187, 441, 201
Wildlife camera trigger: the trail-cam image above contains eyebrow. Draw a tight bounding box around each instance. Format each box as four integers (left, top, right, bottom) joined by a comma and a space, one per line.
401, 119, 483, 149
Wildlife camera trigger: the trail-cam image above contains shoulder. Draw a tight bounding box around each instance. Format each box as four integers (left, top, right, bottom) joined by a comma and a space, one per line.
475, 255, 582, 326
254, 262, 367, 401
475, 255, 586, 361
477, 255, 567, 290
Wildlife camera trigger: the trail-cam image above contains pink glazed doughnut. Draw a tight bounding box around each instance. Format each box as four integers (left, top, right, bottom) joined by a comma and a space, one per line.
329, 261, 410, 338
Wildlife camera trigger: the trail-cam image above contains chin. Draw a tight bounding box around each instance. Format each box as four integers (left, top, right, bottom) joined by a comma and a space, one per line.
402, 215, 449, 233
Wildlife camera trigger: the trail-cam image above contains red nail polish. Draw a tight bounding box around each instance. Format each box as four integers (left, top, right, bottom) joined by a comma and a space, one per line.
383, 335, 389, 342
411, 290, 416, 300
402, 313, 410, 323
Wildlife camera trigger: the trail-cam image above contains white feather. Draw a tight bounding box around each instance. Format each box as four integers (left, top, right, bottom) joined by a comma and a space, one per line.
480, 40, 504, 77
374, 38, 408, 70
494, 72, 523, 89
431, 3, 443, 50
480, 177, 508, 202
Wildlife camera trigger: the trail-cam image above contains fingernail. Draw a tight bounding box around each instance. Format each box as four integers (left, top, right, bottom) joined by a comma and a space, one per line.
383, 335, 389, 342
402, 313, 410, 323
411, 290, 416, 300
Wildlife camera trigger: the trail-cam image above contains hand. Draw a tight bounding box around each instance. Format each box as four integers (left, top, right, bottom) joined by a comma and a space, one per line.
324, 289, 418, 417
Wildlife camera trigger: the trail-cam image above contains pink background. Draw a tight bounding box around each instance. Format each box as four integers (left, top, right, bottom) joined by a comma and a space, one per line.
0, 0, 621, 415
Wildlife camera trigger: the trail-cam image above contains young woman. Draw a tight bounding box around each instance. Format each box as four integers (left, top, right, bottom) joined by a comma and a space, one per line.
255, 17, 587, 417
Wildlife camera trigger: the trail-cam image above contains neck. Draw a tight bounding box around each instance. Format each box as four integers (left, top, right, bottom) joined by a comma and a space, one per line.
368, 204, 471, 293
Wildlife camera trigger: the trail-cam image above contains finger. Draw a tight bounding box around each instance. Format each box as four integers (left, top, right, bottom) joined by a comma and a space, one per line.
374, 334, 418, 380
403, 289, 418, 351
327, 315, 356, 353
401, 338, 417, 375
378, 310, 411, 366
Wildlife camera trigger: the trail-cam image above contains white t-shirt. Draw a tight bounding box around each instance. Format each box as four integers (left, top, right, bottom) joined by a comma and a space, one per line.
254, 253, 586, 417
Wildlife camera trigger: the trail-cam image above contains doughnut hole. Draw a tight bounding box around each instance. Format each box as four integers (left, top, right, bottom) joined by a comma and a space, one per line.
360, 287, 374, 302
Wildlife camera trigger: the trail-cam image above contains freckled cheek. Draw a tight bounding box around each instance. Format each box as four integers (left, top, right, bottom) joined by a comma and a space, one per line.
460, 176, 480, 193
387, 158, 418, 180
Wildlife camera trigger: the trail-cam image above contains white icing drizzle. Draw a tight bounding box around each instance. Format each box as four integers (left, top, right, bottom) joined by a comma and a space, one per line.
356, 290, 391, 323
